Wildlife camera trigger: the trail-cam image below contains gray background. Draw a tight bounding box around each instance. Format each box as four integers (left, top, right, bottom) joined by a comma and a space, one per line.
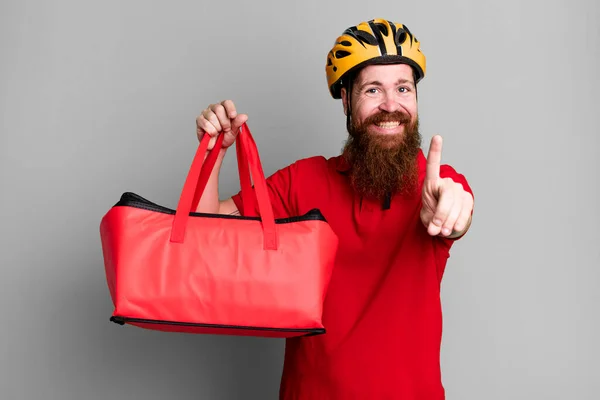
1, 0, 598, 399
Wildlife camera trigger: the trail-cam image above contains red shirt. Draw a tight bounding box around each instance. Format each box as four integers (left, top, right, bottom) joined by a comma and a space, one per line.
231, 149, 473, 400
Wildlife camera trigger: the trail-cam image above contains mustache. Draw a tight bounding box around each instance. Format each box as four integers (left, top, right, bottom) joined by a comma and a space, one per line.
363, 111, 412, 126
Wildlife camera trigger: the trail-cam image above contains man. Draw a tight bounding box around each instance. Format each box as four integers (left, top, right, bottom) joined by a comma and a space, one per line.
195, 18, 474, 400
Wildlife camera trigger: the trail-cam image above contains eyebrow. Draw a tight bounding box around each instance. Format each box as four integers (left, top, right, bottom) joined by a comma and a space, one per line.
356, 78, 415, 91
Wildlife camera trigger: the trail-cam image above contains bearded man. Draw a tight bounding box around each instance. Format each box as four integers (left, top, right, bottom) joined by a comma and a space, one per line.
195, 18, 474, 400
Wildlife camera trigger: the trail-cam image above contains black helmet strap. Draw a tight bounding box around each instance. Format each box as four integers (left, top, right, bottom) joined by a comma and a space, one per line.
344, 74, 355, 133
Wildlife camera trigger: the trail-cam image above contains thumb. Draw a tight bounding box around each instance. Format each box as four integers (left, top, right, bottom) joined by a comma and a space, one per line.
231, 114, 248, 135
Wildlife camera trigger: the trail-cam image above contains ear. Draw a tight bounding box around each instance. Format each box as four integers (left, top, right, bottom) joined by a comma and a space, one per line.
341, 87, 348, 116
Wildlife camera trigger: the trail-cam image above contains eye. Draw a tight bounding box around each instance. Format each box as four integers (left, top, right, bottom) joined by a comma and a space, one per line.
398, 86, 410, 93
366, 88, 378, 94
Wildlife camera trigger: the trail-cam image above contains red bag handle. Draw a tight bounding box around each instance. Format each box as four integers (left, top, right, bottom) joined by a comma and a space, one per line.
170, 123, 278, 250
188, 127, 255, 217
234, 127, 256, 216
237, 124, 278, 248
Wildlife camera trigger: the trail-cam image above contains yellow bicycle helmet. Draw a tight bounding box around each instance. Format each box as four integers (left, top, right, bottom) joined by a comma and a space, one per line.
326, 18, 426, 99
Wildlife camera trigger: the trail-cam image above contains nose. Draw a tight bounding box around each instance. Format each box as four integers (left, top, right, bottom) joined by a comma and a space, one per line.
379, 92, 401, 113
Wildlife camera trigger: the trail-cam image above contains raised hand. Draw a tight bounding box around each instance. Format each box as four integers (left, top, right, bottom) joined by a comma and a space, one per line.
420, 135, 473, 238
196, 100, 248, 151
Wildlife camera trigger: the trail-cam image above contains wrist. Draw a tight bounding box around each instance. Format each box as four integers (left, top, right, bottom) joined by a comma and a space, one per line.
203, 146, 228, 162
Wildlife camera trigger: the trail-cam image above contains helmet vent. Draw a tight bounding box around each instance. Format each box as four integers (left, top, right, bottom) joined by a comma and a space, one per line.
356, 30, 378, 46
395, 30, 408, 46
343, 27, 378, 47
374, 22, 389, 36
335, 50, 351, 59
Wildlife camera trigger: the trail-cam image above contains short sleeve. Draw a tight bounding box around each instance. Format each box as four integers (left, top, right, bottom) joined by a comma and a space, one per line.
440, 164, 474, 200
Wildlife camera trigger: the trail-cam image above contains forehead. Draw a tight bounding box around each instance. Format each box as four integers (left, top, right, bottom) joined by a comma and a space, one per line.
355, 64, 415, 85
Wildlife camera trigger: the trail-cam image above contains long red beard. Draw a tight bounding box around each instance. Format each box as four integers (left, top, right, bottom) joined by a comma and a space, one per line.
343, 110, 421, 201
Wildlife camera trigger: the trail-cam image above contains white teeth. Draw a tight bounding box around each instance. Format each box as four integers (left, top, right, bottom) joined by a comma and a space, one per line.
376, 122, 400, 128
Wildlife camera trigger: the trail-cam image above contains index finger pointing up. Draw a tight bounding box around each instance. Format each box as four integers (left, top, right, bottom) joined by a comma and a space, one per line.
426, 135, 443, 181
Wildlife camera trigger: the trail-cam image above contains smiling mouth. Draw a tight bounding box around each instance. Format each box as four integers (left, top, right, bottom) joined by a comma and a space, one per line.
375, 121, 401, 128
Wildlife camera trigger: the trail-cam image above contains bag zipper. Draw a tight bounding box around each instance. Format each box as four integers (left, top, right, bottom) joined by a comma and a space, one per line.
113, 192, 328, 224
110, 316, 325, 336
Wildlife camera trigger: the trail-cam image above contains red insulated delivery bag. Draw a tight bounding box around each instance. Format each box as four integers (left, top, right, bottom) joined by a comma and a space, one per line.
99, 123, 338, 337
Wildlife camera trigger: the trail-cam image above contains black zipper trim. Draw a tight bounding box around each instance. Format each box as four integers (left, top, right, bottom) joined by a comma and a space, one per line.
110, 316, 325, 336
113, 192, 327, 224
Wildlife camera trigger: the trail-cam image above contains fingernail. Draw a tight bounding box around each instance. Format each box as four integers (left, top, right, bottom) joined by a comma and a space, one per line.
442, 228, 451, 236
434, 219, 442, 226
